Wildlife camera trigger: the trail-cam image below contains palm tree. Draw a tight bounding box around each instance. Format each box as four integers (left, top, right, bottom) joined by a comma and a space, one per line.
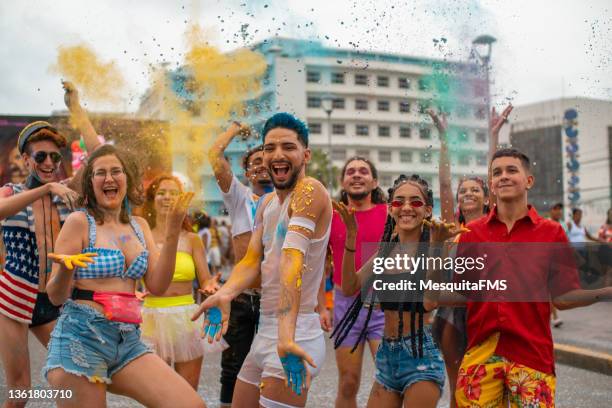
306, 149, 339, 193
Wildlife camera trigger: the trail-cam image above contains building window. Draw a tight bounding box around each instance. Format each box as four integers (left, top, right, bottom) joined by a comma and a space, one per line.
475, 106, 486, 120
420, 151, 431, 163
419, 128, 431, 140
306, 71, 320, 83
355, 149, 370, 158
476, 153, 487, 166
378, 125, 390, 137
418, 101, 430, 114
458, 129, 469, 142
379, 150, 392, 162
399, 101, 411, 113
355, 74, 368, 85
309, 123, 322, 134
399, 126, 411, 138
381, 175, 392, 186
331, 72, 345, 84
476, 131, 487, 143
418, 78, 429, 91
355, 99, 369, 110
307, 96, 321, 108
377, 75, 389, 87
332, 98, 345, 109
332, 124, 346, 135
398, 77, 410, 89
332, 149, 346, 161
456, 105, 470, 118
400, 151, 413, 163
356, 124, 369, 136
458, 154, 470, 166
377, 100, 390, 112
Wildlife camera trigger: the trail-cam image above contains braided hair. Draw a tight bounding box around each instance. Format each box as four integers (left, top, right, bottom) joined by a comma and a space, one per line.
332, 174, 433, 356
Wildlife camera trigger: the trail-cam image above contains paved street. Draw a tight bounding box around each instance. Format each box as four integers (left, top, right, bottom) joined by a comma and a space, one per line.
1, 328, 610, 407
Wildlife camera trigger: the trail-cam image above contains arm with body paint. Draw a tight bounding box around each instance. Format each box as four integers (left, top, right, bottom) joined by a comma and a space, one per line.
277, 178, 331, 394
191, 202, 267, 341
209, 122, 251, 193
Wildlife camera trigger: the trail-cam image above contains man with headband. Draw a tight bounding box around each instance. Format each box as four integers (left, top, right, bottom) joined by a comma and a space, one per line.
0, 83, 100, 407
209, 121, 273, 406
194, 113, 332, 408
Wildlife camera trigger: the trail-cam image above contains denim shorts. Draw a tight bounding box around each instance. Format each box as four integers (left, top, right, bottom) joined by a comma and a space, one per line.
375, 327, 445, 394
43, 300, 151, 384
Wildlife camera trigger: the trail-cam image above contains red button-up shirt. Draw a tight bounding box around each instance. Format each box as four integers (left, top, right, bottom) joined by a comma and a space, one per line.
457, 205, 580, 374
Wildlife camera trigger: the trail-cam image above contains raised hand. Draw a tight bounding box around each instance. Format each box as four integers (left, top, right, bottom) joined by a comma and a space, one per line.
423, 218, 470, 243
427, 108, 448, 135
48, 252, 98, 270
62, 80, 81, 112
191, 292, 231, 343
332, 200, 357, 236
229, 121, 252, 140
491, 104, 513, 137
277, 341, 317, 396
167, 192, 194, 227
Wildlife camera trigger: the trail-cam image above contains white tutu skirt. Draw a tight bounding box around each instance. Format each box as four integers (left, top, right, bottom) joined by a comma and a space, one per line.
141, 303, 205, 364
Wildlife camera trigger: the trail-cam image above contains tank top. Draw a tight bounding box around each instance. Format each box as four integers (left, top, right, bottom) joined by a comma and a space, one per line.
259, 192, 331, 315
172, 251, 196, 282
567, 220, 586, 243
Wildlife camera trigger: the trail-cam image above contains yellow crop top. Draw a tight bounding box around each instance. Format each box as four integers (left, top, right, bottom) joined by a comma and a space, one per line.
142, 251, 197, 308
173, 251, 196, 282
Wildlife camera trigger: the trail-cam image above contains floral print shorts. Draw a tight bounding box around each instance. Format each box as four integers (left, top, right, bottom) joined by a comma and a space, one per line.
456, 333, 556, 408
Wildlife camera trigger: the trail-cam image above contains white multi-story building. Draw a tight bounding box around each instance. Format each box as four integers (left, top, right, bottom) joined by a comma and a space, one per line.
510, 97, 612, 231
139, 37, 491, 215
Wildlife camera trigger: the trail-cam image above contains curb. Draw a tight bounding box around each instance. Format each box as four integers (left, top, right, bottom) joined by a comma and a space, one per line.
554, 343, 612, 376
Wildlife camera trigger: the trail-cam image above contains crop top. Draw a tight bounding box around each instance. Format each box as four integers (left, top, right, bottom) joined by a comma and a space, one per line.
74, 211, 149, 280
172, 251, 196, 282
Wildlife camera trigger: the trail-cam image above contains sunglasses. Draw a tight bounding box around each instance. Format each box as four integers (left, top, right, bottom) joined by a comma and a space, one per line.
390, 199, 425, 208
32, 151, 62, 164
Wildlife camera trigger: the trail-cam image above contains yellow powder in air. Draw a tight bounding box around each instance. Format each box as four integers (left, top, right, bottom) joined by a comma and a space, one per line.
154, 23, 267, 193
51, 43, 125, 103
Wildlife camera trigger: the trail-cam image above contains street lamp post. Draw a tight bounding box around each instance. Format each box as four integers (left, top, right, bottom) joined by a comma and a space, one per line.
472, 35, 496, 139
321, 95, 334, 194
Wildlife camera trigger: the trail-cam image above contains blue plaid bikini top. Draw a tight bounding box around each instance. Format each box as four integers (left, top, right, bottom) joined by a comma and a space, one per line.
74, 211, 149, 280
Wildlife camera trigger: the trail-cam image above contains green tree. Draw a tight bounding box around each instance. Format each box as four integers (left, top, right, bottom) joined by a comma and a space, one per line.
306, 149, 340, 192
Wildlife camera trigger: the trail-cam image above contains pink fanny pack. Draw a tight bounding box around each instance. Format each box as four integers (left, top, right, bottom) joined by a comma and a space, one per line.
72, 288, 142, 324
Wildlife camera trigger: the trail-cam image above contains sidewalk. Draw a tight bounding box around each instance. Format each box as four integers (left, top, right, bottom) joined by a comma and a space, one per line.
552, 302, 612, 375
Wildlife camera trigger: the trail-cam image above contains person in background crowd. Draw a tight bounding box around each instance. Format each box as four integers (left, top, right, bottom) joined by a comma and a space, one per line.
208, 122, 271, 406
329, 156, 387, 408
141, 174, 220, 390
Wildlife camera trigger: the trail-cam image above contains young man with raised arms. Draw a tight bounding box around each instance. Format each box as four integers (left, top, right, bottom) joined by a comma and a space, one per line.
194, 113, 332, 408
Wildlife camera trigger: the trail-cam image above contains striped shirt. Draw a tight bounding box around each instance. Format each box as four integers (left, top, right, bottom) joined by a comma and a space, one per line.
0, 183, 72, 324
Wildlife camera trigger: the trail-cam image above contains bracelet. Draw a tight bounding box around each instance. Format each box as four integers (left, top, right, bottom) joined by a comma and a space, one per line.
345, 245, 356, 253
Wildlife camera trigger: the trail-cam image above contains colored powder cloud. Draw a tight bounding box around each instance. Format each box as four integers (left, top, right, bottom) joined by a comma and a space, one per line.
51, 44, 125, 103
